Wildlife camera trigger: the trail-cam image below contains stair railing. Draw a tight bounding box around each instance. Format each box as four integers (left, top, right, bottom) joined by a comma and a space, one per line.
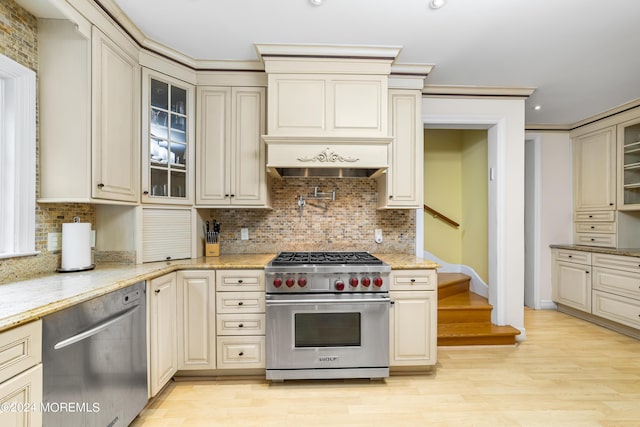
423, 204, 460, 228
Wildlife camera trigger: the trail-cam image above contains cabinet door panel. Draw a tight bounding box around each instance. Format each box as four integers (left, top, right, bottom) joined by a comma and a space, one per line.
573, 126, 616, 211
389, 291, 436, 366
92, 27, 140, 202
149, 273, 177, 397
553, 261, 591, 312
231, 88, 267, 205
0, 364, 42, 427
196, 87, 231, 204
177, 271, 215, 370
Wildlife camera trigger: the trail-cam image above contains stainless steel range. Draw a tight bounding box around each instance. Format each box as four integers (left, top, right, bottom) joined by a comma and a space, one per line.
265, 251, 391, 381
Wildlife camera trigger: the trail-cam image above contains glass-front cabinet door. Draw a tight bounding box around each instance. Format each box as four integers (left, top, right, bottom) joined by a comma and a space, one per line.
618, 117, 640, 210
142, 69, 194, 204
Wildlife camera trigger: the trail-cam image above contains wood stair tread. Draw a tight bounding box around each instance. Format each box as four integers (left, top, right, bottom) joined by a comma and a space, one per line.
438, 322, 521, 338
437, 272, 471, 300
438, 291, 492, 310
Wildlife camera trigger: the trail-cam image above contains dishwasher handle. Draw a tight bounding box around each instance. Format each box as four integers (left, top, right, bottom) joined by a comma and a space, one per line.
53, 304, 140, 350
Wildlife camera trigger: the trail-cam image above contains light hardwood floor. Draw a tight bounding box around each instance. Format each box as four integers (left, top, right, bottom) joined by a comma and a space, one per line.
132, 309, 640, 426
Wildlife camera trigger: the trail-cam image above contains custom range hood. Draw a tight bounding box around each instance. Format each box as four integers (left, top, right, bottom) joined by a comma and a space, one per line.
256, 43, 400, 178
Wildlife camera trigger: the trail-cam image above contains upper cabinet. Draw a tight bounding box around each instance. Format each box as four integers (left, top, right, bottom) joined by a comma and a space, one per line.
195, 86, 269, 207
38, 19, 140, 204
266, 74, 388, 137
573, 126, 616, 212
142, 69, 195, 204
617, 117, 640, 210
91, 27, 141, 203
256, 44, 400, 139
378, 89, 424, 209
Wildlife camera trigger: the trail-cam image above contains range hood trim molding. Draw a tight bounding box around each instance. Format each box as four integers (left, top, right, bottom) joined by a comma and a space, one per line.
264, 135, 392, 179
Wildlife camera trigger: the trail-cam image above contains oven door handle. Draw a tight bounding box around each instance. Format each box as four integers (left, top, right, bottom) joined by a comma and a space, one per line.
266, 297, 390, 305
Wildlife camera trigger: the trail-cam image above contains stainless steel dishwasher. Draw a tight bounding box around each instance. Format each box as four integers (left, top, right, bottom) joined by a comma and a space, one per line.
42, 281, 147, 427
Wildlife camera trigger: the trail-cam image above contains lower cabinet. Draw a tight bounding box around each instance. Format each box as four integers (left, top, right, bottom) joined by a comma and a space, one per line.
215, 270, 266, 369
552, 248, 640, 336
0, 320, 42, 427
552, 249, 592, 313
177, 270, 216, 370
148, 272, 178, 397
389, 270, 437, 367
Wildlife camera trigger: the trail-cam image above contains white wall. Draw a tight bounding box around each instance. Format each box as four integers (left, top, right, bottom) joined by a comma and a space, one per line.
421, 97, 526, 337
534, 132, 573, 308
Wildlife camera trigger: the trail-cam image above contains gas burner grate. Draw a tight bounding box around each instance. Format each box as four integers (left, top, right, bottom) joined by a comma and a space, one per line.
271, 251, 383, 266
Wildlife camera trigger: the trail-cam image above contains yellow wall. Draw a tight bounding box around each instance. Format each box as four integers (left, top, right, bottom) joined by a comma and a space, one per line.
424, 129, 488, 282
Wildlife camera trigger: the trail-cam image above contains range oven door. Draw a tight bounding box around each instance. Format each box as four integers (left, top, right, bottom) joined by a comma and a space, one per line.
266, 293, 389, 380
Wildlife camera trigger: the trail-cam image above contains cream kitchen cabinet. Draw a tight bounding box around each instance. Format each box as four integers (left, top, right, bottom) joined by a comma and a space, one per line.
195, 87, 269, 207
215, 270, 266, 369
0, 321, 42, 427
552, 249, 592, 313
617, 116, 640, 210
265, 74, 388, 137
142, 69, 194, 204
389, 270, 437, 367
177, 271, 216, 370
148, 273, 178, 397
378, 89, 423, 209
572, 126, 616, 212
592, 253, 640, 330
38, 19, 140, 204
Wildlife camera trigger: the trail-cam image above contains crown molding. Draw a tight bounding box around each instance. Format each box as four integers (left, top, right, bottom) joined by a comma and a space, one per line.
423, 84, 535, 98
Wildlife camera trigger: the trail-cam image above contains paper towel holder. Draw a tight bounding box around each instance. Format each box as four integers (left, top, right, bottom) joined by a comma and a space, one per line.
56, 217, 96, 273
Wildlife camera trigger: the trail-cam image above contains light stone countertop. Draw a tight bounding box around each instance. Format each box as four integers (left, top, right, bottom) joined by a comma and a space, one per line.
374, 253, 440, 270
0, 252, 439, 333
0, 254, 276, 333
549, 244, 640, 258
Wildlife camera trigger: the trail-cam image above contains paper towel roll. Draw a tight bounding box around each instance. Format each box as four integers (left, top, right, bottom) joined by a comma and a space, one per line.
60, 222, 93, 271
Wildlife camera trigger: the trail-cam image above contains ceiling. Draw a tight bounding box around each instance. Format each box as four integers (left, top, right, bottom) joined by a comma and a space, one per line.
108, 0, 640, 126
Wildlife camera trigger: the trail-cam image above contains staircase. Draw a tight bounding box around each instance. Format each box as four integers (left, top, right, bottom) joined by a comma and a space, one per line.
438, 272, 521, 346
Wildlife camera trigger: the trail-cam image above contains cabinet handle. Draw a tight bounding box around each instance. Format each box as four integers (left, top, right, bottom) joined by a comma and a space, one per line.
166, 256, 171, 260
238, 323, 244, 328
225, 194, 230, 198
238, 301, 244, 306
97, 183, 105, 188
238, 352, 244, 356
390, 300, 395, 305
230, 194, 235, 198
389, 195, 393, 200
609, 203, 614, 206
590, 226, 595, 229
154, 289, 160, 294
588, 215, 593, 218
238, 279, 243, 284
585, 271, 590, 274
568, 255, 573, 258
410, 279, 416, 283
590, 238, 595, 242
143, 190, 149, 195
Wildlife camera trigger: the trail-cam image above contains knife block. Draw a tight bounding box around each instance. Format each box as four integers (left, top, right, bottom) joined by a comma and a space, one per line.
205, 242, 220, 257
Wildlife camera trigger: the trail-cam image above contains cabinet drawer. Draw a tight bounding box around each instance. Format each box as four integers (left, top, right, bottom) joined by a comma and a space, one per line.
215, 270, 265, 291
592, 290, 640, 329
216, 336, 265, 369
0, 320, 42, 384
390, 270, 437, 291
593, 267, 640, 299
574, 233, 616, 248
216, 313, 266, 336
554, 249, 591, 265
593, 253, 640, 273
216, 292, 265, 314
574, 211, 615, 222
575, 222, 617, 234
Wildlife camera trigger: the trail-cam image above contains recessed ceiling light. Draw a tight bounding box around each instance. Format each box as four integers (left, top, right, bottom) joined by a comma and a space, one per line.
430, 0, 447, 9
534, 105, 542, 110
309, 0, 323, 5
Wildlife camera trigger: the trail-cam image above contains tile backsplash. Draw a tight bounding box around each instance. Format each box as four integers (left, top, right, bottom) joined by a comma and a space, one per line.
209, 177, 416, 254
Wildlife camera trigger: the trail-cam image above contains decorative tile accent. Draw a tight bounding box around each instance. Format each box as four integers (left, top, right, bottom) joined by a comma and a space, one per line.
209, 177, 416, 255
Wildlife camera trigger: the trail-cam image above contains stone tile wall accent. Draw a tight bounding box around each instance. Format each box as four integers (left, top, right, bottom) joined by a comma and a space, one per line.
209, 177, 416, 255
0, 1, 97, 285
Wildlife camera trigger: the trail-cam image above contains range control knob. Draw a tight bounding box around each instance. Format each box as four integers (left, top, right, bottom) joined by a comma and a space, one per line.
349, 277, 359, 287
273, 277, 283, 288
335, 280, 345, 291
361, 277, 371, 287
298, 277, 307, 287
285, 278, 295, 288
373, 277, 384, 287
